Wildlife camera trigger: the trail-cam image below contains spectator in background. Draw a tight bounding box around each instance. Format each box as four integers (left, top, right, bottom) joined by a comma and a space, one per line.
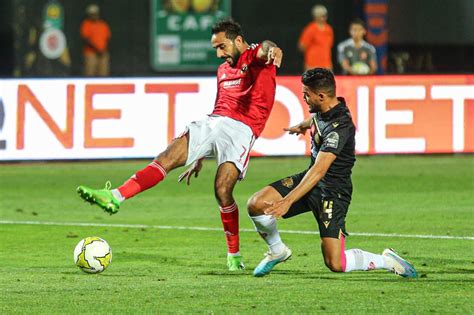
298, 5, 334, 71
337, 18, 377, 75
80, 4, 111, 76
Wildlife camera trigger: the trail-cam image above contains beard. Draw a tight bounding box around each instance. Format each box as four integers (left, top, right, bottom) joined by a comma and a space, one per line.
222, 46, 241, 67
308, 103, 320, 113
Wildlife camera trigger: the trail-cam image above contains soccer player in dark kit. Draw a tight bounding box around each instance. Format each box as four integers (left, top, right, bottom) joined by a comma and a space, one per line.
247, 68, 418, 278
77, 19, 283, 271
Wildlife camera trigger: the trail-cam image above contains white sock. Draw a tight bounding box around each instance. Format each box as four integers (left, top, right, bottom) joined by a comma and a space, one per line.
111, 189, 125, 202
250, 215, 286, 255
344, 248, 390, 272
227, 252, 240, 257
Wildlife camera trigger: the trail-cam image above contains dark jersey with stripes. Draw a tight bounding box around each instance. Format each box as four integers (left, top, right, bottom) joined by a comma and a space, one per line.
309, 97, 356, 201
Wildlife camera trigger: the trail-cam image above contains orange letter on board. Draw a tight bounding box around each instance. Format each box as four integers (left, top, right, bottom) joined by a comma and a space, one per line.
145, 83, 199, 143
84, 84, 135, 148
17, 84, 75, 149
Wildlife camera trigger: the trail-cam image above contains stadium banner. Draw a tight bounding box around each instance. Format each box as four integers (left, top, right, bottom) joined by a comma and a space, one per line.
150, 0, 231, 72
364, 0, 388, 74
0, 75, 473, 161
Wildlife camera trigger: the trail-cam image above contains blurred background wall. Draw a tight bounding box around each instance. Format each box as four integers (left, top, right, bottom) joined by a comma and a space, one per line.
0, 0, 473, 77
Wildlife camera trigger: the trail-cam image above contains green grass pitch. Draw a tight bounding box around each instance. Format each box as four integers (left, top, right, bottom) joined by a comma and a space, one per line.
1, 155, 473, 313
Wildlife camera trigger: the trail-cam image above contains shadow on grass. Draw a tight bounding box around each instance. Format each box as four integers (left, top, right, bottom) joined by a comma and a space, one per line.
421, 269, 474, 275
199, 270, 252, 277
60, 271, 158, 277
116, 252, 173, 262
296, 268, 474, 282
303, 276, 474, 283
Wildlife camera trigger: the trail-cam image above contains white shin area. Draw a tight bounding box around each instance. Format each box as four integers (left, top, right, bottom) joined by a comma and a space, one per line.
250, 214, 286, 255
344, 248, 390, 272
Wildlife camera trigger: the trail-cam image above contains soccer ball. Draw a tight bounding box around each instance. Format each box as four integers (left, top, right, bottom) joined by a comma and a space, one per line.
73, 237, 112, 274
351, 61, 370, 75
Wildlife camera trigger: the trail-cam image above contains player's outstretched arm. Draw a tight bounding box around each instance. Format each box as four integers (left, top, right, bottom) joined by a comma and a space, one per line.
284, 116, 313, 135
178, 158, 204, 186
264, 151, 336, 218
257, 40, 283, 68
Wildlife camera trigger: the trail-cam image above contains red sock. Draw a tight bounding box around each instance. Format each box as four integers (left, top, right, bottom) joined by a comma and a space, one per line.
118, 161, 166, 199
219, 202, 239, 254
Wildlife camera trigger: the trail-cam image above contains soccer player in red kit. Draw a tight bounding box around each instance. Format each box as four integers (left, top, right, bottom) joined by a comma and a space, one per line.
77, 19, 283, 271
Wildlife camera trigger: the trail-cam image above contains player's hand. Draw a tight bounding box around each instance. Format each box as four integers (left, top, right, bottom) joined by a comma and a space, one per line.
263, 199, 292, 219
266, 47, 283, 68
178, 158, 203, 185
284, 123, 308, 135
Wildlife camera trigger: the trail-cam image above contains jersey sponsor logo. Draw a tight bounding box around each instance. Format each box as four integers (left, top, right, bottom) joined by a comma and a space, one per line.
281, 177, 294, 188
223, 78, 241, 88
325, 131, 339, 149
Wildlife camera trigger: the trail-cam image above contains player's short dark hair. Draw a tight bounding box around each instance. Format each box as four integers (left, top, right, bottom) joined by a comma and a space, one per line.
350, 18, 366, 29
301, 68, 336, 97
211, 18, 244, 40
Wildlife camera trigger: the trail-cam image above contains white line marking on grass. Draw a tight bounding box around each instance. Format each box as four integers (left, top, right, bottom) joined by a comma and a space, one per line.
1, 220, 473, 240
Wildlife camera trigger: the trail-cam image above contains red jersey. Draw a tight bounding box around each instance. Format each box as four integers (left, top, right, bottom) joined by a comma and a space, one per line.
212, 43, 276, 137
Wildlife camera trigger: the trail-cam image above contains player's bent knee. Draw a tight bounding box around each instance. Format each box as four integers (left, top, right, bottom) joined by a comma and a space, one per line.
215, 185, 231, 199
214, 185, 234, 206
247, 194, 264, 216
324, 259, 343, 273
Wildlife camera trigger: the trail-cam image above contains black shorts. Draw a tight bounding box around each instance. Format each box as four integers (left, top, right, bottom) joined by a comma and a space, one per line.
270, 171, 350, 239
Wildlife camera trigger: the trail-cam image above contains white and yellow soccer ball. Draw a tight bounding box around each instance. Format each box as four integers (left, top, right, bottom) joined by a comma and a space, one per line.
73, 237, 112, 274
351, 61, 371, 75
